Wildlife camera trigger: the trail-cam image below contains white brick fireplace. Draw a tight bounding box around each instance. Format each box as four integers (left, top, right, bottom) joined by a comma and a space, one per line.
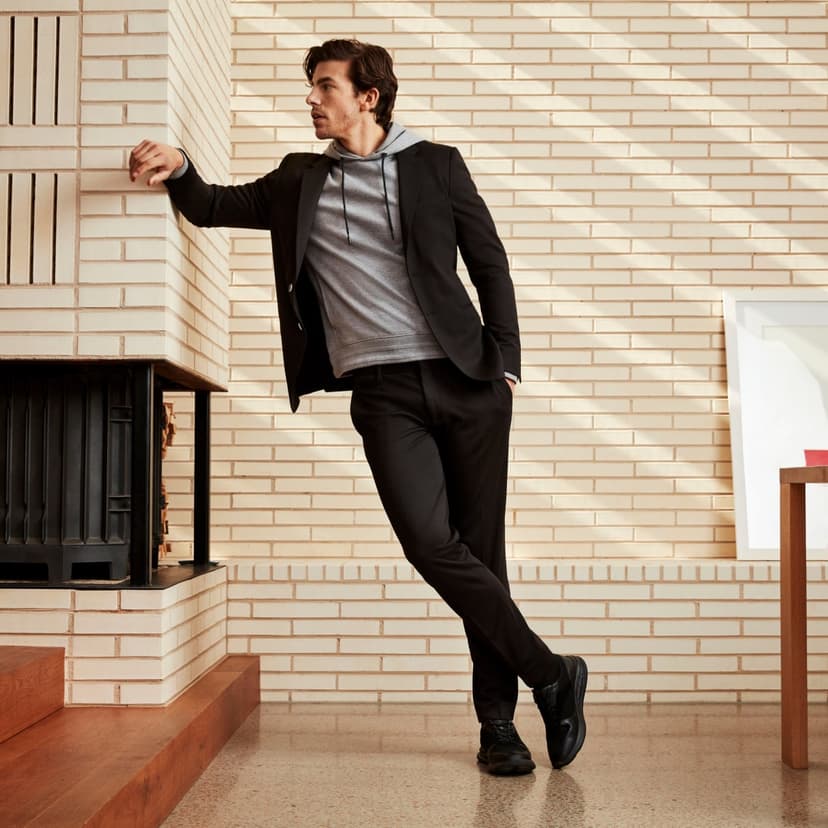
0, 0, 233, 705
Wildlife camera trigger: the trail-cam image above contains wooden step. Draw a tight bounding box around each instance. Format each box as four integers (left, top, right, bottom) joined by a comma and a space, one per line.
0, 646, 65, 744
0, 654, 260, 828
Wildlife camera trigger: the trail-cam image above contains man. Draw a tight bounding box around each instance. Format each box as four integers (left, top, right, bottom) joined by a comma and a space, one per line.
129, 39, 587, 776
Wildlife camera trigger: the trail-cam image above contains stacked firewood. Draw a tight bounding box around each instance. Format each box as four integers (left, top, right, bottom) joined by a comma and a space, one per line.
158, 402, 176, 559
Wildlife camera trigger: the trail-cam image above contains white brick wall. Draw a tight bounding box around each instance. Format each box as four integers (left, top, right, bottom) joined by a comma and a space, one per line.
226, 559, 828, 704
151, 0, 828, 562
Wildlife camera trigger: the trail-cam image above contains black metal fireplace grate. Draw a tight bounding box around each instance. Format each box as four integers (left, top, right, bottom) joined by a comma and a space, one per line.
0, 363, 140, 583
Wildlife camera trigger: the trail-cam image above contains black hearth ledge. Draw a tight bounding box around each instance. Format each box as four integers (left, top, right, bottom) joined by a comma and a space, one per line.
0, 562, 223, 590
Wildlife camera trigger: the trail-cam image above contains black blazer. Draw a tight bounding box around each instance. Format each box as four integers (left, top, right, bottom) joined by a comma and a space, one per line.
165, 140, 520, 411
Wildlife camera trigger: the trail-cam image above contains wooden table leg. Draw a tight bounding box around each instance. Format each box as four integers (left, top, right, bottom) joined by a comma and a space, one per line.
780, 479, 808, 769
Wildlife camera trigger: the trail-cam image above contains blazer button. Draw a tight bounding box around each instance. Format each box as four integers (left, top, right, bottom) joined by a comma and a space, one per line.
297, 322, 303, 331
288, 283, 294, 293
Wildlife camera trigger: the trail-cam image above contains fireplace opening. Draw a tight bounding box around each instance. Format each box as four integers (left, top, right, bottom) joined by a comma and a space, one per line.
1, 362, 158, 585
2, 360, 215, 588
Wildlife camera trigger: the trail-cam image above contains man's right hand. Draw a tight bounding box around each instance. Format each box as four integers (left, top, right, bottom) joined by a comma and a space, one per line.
129, 140, 184, 186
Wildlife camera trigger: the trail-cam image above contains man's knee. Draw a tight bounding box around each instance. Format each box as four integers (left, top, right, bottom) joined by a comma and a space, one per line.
401, 532, 465, 577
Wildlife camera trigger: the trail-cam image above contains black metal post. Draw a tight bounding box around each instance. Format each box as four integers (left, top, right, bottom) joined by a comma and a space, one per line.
193, 389, 210, 567
130, 364, 154, 586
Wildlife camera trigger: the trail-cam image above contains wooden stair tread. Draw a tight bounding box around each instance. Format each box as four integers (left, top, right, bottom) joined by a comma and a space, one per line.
0, 654, 259, 828
0, 646, 64, 673
0, 646, 65, 744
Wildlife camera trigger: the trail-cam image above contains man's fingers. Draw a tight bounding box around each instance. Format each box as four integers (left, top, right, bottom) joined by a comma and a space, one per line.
129, 142, 176, 185
147, 168, 171, 187
131, 150, 162, 175
128, 140, 154, 176
129, 147, 153, 181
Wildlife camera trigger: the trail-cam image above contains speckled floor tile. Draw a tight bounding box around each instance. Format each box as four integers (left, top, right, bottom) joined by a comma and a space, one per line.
162, 703, 828, 828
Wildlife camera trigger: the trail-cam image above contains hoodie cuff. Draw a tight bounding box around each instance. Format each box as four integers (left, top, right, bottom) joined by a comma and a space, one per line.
168, 149, 189, 180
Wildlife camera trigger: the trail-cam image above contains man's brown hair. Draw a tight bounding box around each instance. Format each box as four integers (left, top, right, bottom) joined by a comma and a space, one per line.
303, 39, 398, 130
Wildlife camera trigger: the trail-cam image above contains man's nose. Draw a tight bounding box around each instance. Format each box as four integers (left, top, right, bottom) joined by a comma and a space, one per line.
305, 90, 318, 106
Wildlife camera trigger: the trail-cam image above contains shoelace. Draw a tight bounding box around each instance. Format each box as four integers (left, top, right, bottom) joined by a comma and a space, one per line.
485, 720, 519, 741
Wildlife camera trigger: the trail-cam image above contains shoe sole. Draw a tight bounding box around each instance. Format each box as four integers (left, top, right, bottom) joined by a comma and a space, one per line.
477, 755, 536, 776
553, 655, 588, 770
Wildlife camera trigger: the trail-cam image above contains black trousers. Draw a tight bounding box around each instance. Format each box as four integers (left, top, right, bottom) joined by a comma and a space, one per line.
349, 358, 560, 722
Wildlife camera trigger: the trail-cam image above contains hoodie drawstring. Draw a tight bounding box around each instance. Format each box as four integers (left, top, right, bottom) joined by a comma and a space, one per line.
339, 160, 351, 245
337, 154, 396, 246
380, 154, 395, 241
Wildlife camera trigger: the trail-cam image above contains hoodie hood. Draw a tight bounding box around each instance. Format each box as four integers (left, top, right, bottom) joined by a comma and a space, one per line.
323, 122, 424, 161
322, 123, 424, 243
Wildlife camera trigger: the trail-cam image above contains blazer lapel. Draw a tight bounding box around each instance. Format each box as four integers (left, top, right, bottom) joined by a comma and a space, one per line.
294, 155, 332, 278
396, 144, 423, 249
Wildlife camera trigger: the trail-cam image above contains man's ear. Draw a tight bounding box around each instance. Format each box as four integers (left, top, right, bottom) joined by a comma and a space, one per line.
360, 86, 380, 113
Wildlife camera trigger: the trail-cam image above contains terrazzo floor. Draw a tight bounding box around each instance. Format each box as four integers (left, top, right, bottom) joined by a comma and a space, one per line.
162, 702, 828, 828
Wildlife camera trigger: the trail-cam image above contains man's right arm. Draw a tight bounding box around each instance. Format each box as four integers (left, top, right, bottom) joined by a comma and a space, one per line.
127, 139, 274, 231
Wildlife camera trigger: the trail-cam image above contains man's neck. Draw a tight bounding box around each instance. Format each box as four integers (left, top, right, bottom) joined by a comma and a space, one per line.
337, 122, 387, 157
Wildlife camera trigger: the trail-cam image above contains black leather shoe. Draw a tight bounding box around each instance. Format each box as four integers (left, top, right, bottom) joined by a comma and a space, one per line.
476, 719, 536, 776
533, 655, 588, 769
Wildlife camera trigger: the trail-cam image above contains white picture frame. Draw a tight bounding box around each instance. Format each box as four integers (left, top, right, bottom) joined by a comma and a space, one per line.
723, 288, 828, 560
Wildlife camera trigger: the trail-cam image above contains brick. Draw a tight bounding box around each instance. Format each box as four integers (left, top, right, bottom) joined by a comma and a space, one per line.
3, 590, 73, 610
293, 619, 381, 636
73, 658, 163, 681
293, 655, 380, 672
608, 674, 695, 691
564, 619, 651, 636
70, 682, 118, 705
82, 34, 167, 57
71, 636, 118, 657
383, 619, 465, 637
339, 674, 425, 691
611, 638, 697, 655
563, 584, 650, 600
0, 612, 71, 634
653, 620, 742, 636
253, 602, 339, 618
120, 635, 168, 657
74, 592, 120, 611
252, 637, 338, 654
697, 674, 779, 691
82, 79, 166, 100
83, 14, 126, 34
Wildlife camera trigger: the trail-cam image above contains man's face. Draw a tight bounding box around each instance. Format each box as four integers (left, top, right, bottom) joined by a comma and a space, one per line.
305, 60, 371, 142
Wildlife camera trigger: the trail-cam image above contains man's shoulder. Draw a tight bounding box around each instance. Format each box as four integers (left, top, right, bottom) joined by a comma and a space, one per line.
397, 141, 463, 177
277, 151, 327, 170
257, 152, 329, 189
399, 140, 456, 159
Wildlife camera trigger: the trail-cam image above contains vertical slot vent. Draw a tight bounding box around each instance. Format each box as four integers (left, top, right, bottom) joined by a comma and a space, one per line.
2, 172, 74, 285
0, 15, 78, 286
2, 15, 74, 126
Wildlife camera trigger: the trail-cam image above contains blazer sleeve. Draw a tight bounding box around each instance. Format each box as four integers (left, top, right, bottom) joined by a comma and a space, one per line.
448, 147, 521, 380
164, 151, 276, 231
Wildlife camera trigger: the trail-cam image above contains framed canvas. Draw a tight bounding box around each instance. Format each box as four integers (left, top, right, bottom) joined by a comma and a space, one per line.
723, 288, 828, 560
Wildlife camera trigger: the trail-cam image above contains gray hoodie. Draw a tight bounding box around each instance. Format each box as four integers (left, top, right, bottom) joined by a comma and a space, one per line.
303, 123, 446, 378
